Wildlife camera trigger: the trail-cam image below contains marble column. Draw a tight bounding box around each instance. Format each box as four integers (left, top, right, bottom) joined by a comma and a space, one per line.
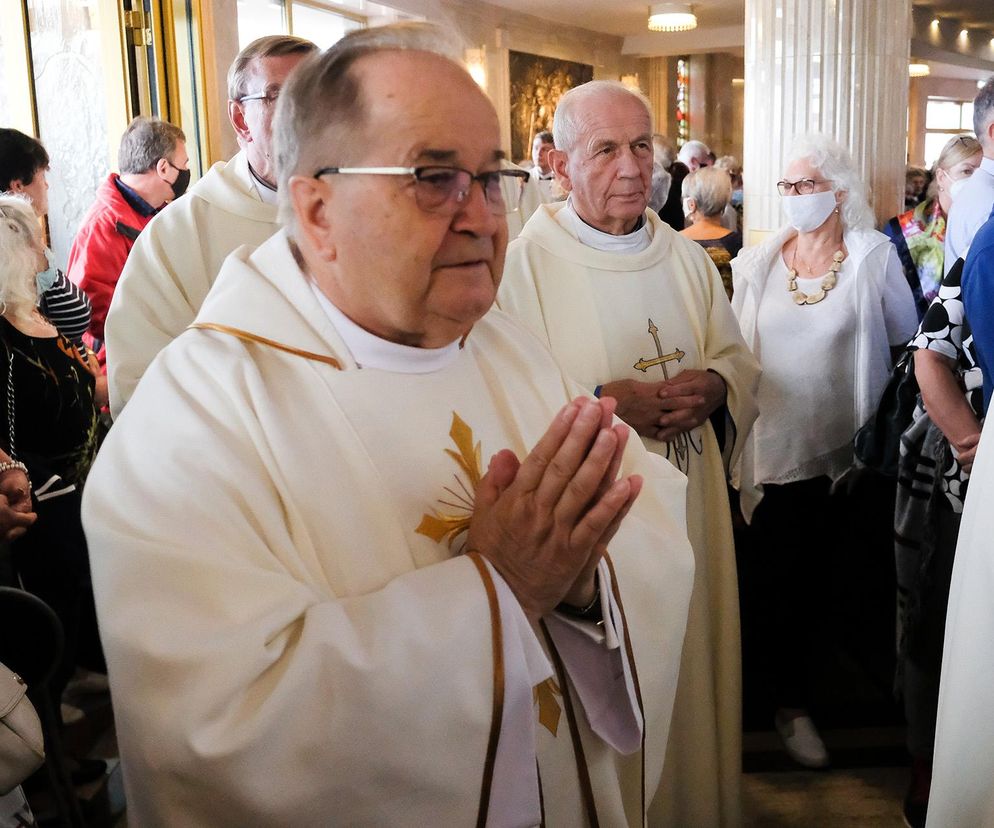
742, 0, 912, 243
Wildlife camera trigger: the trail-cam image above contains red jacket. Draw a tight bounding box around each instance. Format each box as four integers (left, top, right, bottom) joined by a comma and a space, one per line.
67, 174, 155, 342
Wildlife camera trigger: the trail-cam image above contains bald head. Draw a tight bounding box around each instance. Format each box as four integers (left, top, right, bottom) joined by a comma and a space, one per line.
553, 81, 653, 155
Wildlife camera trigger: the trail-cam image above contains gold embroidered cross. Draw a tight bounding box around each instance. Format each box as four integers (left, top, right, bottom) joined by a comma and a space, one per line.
633, 319, 685, 376
533, 677, 562, 736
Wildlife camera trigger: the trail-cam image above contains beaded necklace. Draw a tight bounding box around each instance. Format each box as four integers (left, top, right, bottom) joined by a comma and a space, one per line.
786, 249, 845, 305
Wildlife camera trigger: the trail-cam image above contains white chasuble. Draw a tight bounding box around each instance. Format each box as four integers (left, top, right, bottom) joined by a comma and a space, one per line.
82, 230, 695, 827
105, 150, 280, 417
499, 203, 760, 828
928, 422, 994, 827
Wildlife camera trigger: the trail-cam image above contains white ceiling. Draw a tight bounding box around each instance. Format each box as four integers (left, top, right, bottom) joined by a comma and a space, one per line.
483, 0, 745, 39
483, 0, 994, 60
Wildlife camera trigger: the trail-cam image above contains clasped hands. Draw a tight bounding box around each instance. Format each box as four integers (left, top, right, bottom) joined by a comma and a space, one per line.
600, 369, 727, 442
466, 397, 641, 623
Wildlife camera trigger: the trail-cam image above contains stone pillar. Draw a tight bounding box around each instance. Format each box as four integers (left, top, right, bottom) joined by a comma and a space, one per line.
742, 0, 912, 244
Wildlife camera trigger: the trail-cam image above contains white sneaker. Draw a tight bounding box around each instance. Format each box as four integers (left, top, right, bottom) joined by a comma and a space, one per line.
65, 669, 109, 697
60, 702, 85, 726
774, 711, 829, 769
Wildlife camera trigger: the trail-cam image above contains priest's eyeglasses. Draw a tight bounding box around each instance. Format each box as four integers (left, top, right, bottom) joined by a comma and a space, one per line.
238, 89, 280, 105
776, 178, 832, 196
314, 166, 530, 215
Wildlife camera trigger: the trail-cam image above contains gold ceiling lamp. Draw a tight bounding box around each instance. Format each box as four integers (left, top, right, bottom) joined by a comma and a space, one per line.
648, 3, 698, 32
908, 62, 930, 78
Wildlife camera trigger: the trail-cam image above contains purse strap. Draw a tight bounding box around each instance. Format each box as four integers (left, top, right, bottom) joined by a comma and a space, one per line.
6, 348, 15, 460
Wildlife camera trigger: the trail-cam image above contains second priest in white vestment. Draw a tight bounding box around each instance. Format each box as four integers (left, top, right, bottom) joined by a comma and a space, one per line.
104, 35, 316, 416
499, 80, 760, 828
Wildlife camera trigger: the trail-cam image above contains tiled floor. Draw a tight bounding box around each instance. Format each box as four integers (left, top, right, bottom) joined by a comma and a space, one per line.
743, 725, 910, 827
744, 767, 907, 827
106, 767, 910, 828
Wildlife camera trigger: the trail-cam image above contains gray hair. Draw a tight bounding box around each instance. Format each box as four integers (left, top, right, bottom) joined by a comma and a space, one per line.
715, 155, 741, 176
973, 76, 994, 149
227, 35, 317, 102
0, 194, 43, 322
274, 22, 467, 230
552, 81, 653, 154
682, 167, 731, 218
677, 140, 710, 167
118, 117, 185, 175
652, 133, 675, 169
648, 162, 672, 214
785, 133, 874, 231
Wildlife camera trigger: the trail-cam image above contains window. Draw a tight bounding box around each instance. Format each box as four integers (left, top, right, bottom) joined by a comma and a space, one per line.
923, 97, 975, 167
676, 58, 689, 147
290, 3, 363, 50
236, 0, 421, 51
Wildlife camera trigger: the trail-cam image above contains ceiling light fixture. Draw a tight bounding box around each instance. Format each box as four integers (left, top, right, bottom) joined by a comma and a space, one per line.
909, 63, 930, 77
464, 48, 487, 89
648, 3, 698, 32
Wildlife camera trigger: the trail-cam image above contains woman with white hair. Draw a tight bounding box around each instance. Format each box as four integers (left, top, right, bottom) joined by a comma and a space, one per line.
0, 194, 104, 727
731, 134, 918, 768
680, 167, 742, 298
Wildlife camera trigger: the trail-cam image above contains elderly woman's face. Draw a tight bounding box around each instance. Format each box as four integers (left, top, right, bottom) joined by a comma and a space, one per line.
782, 158, 837, 200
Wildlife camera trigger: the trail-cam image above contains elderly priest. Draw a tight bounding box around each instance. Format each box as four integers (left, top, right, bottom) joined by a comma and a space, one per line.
498, 80, 760, 827
82, 24, 695, 827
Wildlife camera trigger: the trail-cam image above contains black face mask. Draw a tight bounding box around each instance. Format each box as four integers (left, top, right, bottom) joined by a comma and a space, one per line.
169, 166, 191, 199
164, 159, 190, 199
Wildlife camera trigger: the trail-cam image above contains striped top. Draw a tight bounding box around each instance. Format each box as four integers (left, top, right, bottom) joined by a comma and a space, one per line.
40, 269, 91, 347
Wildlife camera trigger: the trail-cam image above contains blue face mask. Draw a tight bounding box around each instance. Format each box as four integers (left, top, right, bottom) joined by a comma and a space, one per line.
730, 189, 744, 207
35, 247, 58, 294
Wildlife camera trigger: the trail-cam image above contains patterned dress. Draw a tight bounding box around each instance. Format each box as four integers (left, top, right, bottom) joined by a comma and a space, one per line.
894, 258, 983, 756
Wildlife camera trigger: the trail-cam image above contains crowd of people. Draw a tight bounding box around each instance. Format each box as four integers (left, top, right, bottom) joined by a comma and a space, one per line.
1, 19, 993, 827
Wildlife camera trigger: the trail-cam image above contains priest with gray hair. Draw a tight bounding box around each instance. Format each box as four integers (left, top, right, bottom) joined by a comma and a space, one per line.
82, 23, 696, 826
499, 78, 760, 827
104, 34, 317, 417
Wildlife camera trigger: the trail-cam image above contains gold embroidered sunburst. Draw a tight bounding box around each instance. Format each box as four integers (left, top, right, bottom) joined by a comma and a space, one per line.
533, 677, 562, 736
416, 412, 483, 549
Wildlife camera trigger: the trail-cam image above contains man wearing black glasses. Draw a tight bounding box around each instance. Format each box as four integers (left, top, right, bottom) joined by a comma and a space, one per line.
82, 22, 695, 827
104, 35, 317, 418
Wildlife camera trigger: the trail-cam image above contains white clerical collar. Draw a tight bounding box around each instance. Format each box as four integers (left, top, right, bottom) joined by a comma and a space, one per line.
309, 282, 461, 373
248, 163, 279, 205
557, 198, 652, 253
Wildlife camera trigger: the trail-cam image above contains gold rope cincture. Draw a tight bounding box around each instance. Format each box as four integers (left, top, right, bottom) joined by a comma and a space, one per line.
188, 322, 344, 369
540, 620, 601, 828
603, 552, 647, 820
466, 552, 505, 828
